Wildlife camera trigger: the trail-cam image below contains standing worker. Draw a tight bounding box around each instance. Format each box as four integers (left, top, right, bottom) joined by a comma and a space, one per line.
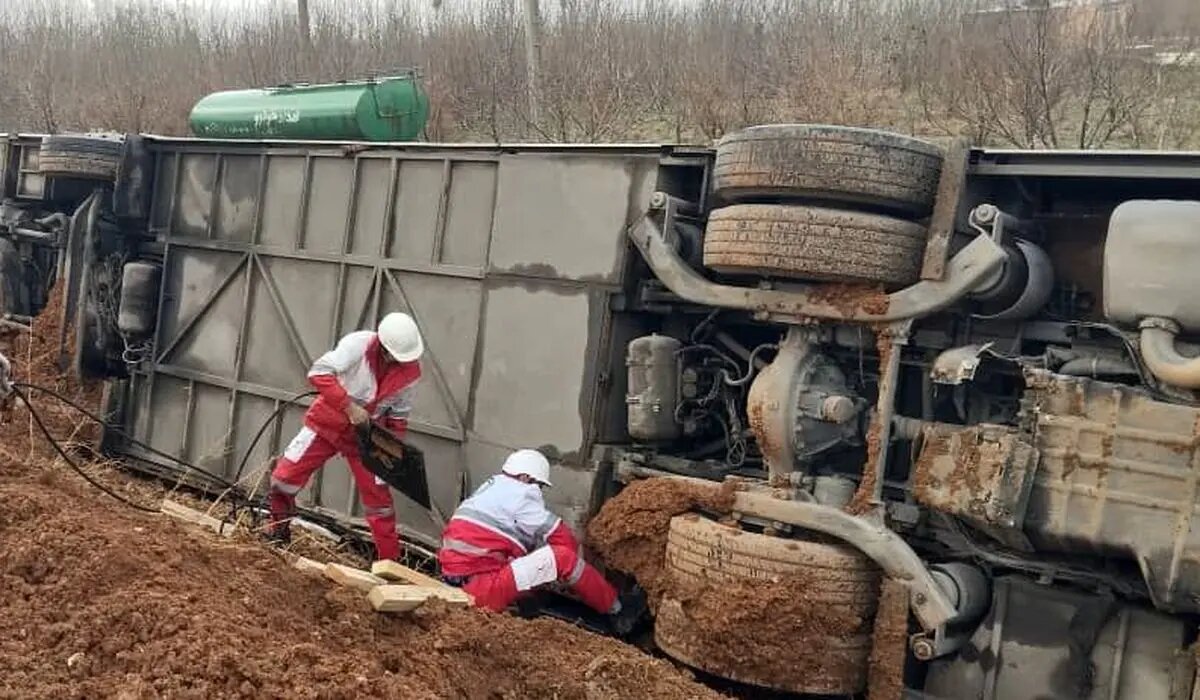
266, 312, 423, 562
439, 449, 644, 633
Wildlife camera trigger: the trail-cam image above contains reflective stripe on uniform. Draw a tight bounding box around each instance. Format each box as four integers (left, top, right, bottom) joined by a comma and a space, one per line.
531, 513, 560, 546
455, 508, 530, 551
270, 477, 304, 495
282, 426, 319, 463
565, 556, 586, 585
441, 537, 503, 558
364, 504, 394, 518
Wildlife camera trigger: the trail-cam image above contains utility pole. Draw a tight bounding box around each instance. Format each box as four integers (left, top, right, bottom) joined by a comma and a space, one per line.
521, 0, 543, 126
297, 0, 313, 57
431, 0, 542, 126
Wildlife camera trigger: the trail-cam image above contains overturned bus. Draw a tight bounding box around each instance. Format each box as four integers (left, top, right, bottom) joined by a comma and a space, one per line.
3, 123, 1200, 698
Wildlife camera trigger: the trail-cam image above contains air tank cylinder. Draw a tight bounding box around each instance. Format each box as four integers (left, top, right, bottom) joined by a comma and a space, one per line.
626, 334, 682, 442
117, 261, 162, 338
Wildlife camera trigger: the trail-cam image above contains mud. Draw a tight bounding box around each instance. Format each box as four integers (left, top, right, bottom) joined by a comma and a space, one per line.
845, 332, 892, 516
0, 295, 724, 700
590, 480, 880, 695
586, 477, 736, 609
0, 469, 724, 700
846, 420, 883, 515
912, 425, 1012, 520
655, 577, 872, 695
867, 578, 910, 700
807, 283, 890, 318
0, 287, 103, 473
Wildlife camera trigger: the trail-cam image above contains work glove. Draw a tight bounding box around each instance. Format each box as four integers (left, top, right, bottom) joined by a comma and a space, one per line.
345, 403, 370, 426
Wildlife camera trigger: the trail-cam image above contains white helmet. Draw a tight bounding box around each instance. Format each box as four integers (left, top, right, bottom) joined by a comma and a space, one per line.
378, 312, 424, 362
501, 449, 552, 487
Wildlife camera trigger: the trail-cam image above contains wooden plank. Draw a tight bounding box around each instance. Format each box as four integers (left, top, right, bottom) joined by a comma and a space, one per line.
367, 584, 472, 613
160, 499, 233, 538
370, 559, 448, 589
292, 556, 327, 575
323, 563, 387, 592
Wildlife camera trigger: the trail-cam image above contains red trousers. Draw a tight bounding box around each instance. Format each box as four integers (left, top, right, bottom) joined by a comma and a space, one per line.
267, 427, 401, 561
459, 544, 618, 614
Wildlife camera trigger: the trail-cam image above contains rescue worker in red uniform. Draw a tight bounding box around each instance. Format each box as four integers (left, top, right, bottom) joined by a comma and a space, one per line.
266, 312, 423, 561
439, 449, 643, 633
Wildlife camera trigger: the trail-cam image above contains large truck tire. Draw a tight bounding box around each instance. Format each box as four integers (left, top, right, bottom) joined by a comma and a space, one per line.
655, 513, 880, 695
39, 135, 124, 180
713, 124, 944, 217
703, 203, 927, 286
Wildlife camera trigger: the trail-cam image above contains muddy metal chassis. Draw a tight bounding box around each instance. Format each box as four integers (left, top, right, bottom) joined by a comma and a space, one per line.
5, 131, 1200, 698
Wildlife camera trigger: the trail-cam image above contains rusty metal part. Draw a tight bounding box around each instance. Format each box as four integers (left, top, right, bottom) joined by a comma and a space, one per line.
1139, 317, 1200, 389
1024, 370, 1200, 613
920, 138, 970, 281
869, 323, 910, 506
632, 195, 1007, 323
730, 489, 958, 631
747, 326, 861, 484
913, 423, 1038, 551
930, 344, 992, 385
613, 461, 961, 632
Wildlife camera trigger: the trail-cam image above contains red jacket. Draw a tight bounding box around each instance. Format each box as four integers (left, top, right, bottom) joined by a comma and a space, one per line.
439, 473, 578, 578
303, 330, 421, 454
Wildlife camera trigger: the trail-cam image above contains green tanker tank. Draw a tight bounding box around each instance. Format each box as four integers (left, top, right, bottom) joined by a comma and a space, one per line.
189, 75, 429, 142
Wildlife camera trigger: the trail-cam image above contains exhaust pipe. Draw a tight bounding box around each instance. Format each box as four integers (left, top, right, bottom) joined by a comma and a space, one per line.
1140, 317, 1200, 389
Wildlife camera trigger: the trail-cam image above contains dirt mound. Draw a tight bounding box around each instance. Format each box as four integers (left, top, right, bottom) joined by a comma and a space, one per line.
0, 469, 723, 700
0, 287, 102, 471
0, 293, 724, 700
586, 478, 736, 608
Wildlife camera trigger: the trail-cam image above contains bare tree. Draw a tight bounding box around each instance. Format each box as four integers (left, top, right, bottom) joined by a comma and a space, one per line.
1, 0, 1198, 148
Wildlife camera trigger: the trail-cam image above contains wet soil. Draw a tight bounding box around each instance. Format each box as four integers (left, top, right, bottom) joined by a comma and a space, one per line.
0, 293, 725, 700
586, 477, 737, 609
0, 469, 724, 700
589, 481, 878, 695
655, 577, 872, 694
808, 283, 890, 318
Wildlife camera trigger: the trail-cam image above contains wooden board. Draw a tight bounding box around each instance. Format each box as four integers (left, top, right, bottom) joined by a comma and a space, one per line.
370, 559, 448, 589
367, 584, 472, 613
160, 499, 233, 538
324, 563, 387, 592
292, 556, 327, 575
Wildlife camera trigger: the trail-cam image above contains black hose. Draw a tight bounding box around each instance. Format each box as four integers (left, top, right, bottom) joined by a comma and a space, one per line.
13, 381, 237, 490
11, 385, 159, 513
12, 381, 371, 548
229, 390, 317, 485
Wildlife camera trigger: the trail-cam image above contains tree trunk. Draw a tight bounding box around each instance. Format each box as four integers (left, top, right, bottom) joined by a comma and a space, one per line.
297, 0, 313, 57
521, 0, 543, 127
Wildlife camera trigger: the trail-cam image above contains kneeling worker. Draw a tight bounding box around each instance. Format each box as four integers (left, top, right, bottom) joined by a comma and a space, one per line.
266, 312, 423, 561
439, 449, 641, 632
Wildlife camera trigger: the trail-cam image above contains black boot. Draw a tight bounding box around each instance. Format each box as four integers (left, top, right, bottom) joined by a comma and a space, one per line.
264, 520, 292, 547
608, 586, 648, 637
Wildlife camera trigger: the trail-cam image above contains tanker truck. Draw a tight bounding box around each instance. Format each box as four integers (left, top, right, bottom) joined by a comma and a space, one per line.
3, 114, 1200, 698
